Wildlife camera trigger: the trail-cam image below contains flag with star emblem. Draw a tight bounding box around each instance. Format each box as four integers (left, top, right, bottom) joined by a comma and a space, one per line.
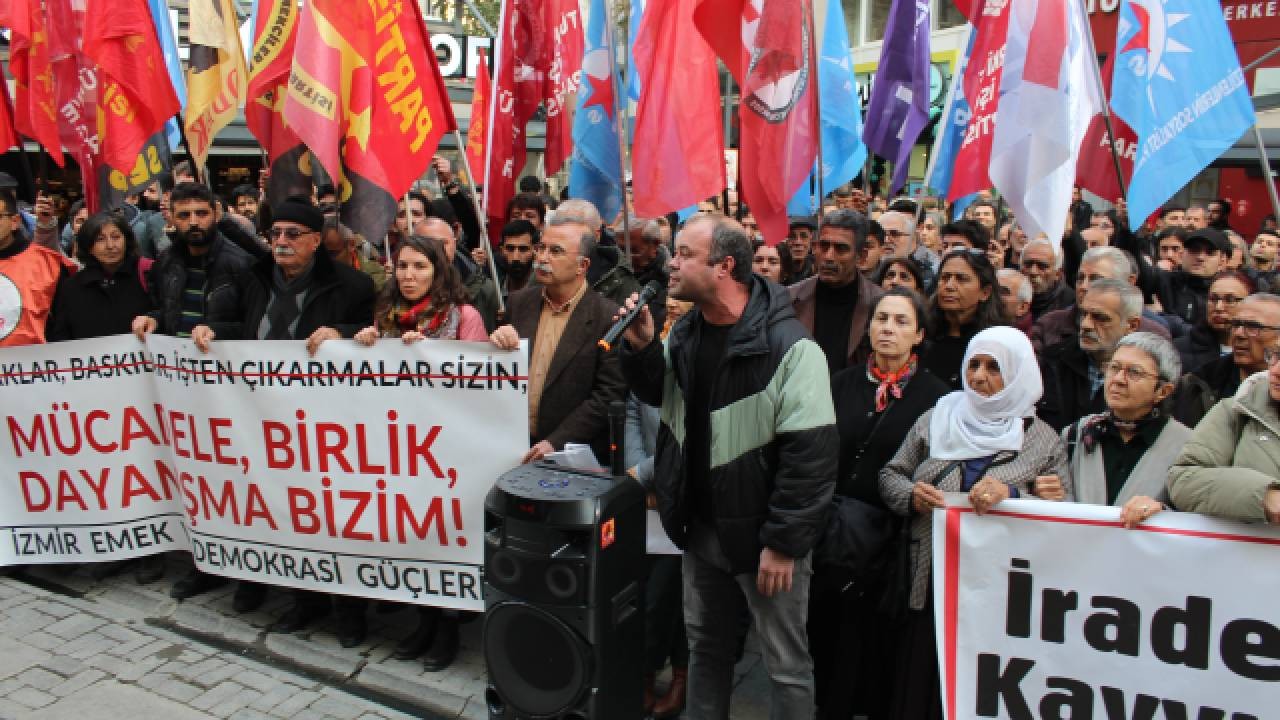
247, 0, 301, 162
284, 0, 455, 244
1111, 0, 1255, 231
568, 0, 624, 224
81, 0, 180, 176
695, 0, 818, 244
6, 0, 65, 166
185, 0, 248, 170
788, 0, 865, 214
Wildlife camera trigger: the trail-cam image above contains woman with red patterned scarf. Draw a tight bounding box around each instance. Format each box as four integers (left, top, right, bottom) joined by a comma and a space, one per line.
810, 288, 950, 720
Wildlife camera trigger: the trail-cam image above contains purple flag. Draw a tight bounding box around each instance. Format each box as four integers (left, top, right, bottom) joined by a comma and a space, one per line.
861, 0, 931, 196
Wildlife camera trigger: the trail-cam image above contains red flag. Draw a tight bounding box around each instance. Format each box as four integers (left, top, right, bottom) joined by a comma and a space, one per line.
694, 0, 817, 244
484, 0, 545, 238
44, 0, 102, 209
7, 0, 64, 166
0, 81, 17, 155
631, 0, 725, 217
81, 0, 180, 175
247, 0, 301, 162
948, 0, 1012, 200
465, 48, 491, 186
540, 0, 583, 175
284, 0, 454, 200
1074, 52, 1136, 204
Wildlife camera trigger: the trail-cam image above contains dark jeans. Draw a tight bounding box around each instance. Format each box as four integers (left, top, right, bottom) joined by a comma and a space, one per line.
682, 524, 814, 720
645, 554, 688, 673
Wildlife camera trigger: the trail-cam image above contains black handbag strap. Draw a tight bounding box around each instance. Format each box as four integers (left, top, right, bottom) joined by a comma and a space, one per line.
926, 460, 962, 488
851, 397, 897, 466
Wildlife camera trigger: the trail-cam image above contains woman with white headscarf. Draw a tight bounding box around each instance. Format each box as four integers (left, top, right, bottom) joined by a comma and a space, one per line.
877, 326, 1069, 720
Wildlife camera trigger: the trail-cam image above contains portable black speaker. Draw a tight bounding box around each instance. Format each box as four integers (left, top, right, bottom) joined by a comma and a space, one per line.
482, 462, 646, 720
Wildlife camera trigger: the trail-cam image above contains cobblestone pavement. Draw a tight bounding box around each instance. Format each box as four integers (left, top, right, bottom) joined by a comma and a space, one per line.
0, 558, 771, 719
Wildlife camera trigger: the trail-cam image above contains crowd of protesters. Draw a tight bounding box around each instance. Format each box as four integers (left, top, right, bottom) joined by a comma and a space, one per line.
2, 158, 1279, 719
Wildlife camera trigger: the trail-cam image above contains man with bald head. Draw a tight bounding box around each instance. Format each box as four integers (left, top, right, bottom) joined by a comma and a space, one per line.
419, 215, 501, 331
488, 213, 627, 465
552, 198, 640, 307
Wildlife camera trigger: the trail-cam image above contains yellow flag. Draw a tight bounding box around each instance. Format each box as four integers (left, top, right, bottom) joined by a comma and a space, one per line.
185, 0, 248, 168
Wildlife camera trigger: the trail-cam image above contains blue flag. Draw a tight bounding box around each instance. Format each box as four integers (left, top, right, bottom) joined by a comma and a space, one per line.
1111, 0, 1255, 231
569, 0, 624, 223
862, 0, 930, 196
625, 0, 644, 103
926, 29, 974, 200
146, 0, 186, 152
788, 0, 866, 215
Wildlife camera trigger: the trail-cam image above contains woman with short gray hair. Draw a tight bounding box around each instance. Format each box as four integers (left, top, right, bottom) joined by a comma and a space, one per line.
1062, 332, 1191, 528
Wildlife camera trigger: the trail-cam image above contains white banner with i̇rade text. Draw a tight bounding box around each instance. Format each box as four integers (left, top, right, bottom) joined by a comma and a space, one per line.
933, 496, 1280, 720
0, 334, 530, 612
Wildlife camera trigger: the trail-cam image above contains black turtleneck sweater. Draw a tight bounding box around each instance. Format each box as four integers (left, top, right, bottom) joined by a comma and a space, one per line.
813, 279, 859, 374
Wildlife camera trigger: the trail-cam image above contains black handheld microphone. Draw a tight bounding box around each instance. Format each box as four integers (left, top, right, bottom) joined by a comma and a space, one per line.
598, 280, 663, 352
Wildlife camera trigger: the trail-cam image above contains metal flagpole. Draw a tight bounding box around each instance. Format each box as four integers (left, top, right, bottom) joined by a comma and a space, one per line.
722, 74, 733, 213
808, 0, 825, 221
1243, 44, 1280, 74
1077, 0, 1127, 199
1252, 125, 1280, 229
453, 129, 506, 315
918, 23, 974, 229
602, 0, 633, 263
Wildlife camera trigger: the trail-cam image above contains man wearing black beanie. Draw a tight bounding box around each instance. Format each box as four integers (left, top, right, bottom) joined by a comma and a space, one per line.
188, 196, 376, 644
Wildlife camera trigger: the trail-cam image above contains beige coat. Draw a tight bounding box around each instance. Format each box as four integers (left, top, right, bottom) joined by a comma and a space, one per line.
1168, 372, 1280, 522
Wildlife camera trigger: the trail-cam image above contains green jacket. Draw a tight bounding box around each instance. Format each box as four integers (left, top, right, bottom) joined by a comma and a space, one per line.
1168, 371, 1280, 522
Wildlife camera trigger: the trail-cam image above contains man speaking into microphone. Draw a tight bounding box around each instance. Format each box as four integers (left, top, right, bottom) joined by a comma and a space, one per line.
616, 213, 837, 718
489, 211, 627, 465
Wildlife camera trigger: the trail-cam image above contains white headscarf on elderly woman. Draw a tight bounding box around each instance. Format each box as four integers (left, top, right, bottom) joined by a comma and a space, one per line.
928, 326, 1043, 460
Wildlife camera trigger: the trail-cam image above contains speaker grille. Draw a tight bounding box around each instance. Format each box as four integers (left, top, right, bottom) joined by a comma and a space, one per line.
484, 601, 591, 716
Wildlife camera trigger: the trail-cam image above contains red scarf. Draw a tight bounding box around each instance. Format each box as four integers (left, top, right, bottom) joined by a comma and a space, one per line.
394, 296, 448, 334
868, 355, 917, 412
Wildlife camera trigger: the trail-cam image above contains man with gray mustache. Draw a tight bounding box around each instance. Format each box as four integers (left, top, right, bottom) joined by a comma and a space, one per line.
188, 197, 376, 643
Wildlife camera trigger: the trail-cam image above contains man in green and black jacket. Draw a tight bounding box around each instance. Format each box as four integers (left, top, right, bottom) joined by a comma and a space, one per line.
619, 213, 837, 719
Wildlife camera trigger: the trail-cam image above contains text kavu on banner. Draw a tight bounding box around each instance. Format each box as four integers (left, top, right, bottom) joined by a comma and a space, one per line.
0, 334, 530, 612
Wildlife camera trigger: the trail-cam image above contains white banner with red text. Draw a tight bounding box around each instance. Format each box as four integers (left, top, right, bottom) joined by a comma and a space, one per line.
0, 334, 530, 611
933, 496, 1279, 720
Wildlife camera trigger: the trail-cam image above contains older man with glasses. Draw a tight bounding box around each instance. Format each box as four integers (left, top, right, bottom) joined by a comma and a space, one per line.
1173, 294, 1280, 427
186, 197, 377, 641
879, 210, 937, 289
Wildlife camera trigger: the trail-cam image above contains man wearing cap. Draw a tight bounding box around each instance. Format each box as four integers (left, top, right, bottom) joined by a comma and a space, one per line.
786, 217, 816, 282
188, 198, 375, 642
1156, 228, 1229, 326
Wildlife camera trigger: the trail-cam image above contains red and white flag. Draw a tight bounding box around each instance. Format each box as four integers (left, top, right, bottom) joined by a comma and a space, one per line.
988, 0, 1103, 240
695, 0, 817, 244
949, 0, 1012, 200
1074, 51, 1136, 205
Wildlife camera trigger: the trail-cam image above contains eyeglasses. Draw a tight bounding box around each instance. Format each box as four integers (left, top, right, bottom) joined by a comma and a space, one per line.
1023, 259, 1053, 271
533, 243, 570, 258
884, 230, 911, 238
814, 239, 854, 255
1229, 319, 1280, 337
1104, 361, 1161, 384
1207, 294, 1245, 307
268, 227, 316, 241
0, 212, 17, 219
